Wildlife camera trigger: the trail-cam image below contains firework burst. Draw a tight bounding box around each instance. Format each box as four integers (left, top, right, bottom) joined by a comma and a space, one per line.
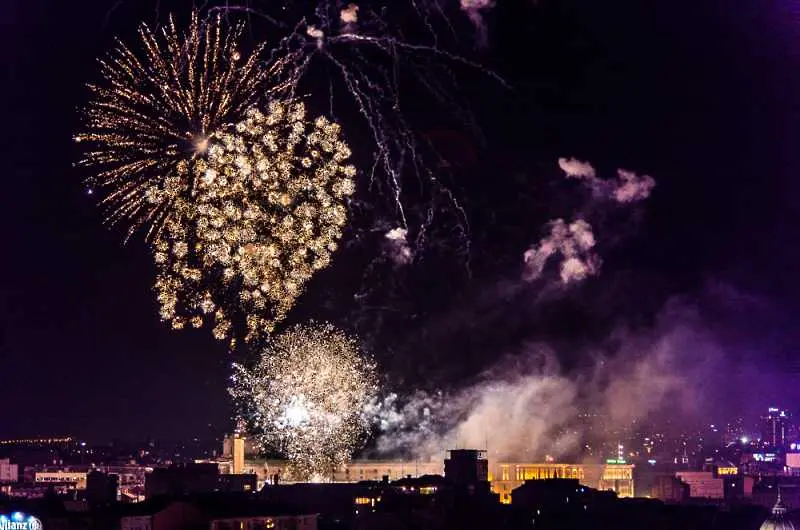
212, 1, 505, 257
75, 10, 287, 241
154, 101, 356, 345
230, 322, 378, 481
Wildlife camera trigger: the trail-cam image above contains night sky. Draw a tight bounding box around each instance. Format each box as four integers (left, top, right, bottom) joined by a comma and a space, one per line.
3, 0, 800, 442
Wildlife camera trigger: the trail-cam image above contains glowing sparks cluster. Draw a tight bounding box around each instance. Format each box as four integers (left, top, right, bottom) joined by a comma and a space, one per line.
230, 323, 378, 481
74, 11, 282, 240
154, 101, 356, 345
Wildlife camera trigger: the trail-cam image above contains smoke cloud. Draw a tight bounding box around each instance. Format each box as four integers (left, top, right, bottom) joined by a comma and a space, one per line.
612, 169, 657, 203
523, 219, 600, 284
460, 0, 494, 46
306, 25, 325, 40
518, 159, 656, 287
558, 157, 656, 204
369, 300, 722, 463
558, 157, 597, 180
340, 4, 359, 25
385, 227, 414, 265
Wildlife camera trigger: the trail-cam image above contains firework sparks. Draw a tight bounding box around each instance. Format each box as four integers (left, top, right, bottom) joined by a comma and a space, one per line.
154, 101, 356, 345
230, 323, 378, 481
75, 10, 287, 241
212, 1, 505, 258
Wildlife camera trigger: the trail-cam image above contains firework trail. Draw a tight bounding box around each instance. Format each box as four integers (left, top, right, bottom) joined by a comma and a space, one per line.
211, 0, 506, 259
79, 3, 504, 344
230, 322, 378, 481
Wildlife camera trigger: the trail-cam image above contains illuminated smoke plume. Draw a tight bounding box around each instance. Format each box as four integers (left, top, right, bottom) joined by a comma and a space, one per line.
306, 25, 325, 40
460, 0, 495, 45
371, 305, 720, 462
370, 351, 580, 461
613, 169, 657, 203
340, 4, 359, 25
557, 157, 596, 180
384, 228, 414, 265
523, 219, 600, 284
558, 157, 656, 204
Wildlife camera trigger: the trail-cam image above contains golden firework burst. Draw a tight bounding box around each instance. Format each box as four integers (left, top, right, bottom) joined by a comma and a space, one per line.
75, 10, 289, 240
154, 101, 356, 345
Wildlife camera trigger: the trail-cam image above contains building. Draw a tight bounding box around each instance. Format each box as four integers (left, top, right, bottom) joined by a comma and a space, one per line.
0, 481, 74, 498
266, 483, 377, 524
222, 433, 260, 458
489, 462, 635, 503
34, 470, 88, 489
753, 483, 800, 511
120, 498, 317, 530
760, 489, 795, 530
787, 453, 800, 472
649, 474, 690, 502
225, 457, 442, 486
763, 408, 792, 449
510, 478, 616, 509
334, 460, 443, 483
232, 434, 245, 475
444, 449, 489, 485
675, 471, 724, 500
87, 470, 119, 504
0, 458, 19, 483
145, 462, 257, 499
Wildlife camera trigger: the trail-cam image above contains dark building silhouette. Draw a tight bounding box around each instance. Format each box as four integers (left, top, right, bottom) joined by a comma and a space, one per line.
145, 463, 256, 499
444, 450, 488, 486
649, 474, 690, 503
86, 469, 118, 505
117, 495, 317, 530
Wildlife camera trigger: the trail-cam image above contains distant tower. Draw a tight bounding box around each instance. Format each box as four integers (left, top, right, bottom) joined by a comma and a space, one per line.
232, 433, 245, 475
762, 408, 792, 449
760, 488, 795, 530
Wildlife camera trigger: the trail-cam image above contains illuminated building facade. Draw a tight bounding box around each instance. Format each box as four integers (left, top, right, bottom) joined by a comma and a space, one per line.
488, 462, 635, 504
213, 458, 443, 487
334, 460, 443, 483
232, 435, 245, 475
34, 471, 87, 489
787, 453, 800, 471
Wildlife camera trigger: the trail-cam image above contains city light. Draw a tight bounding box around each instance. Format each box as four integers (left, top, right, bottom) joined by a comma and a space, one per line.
0, 513, 42, 530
